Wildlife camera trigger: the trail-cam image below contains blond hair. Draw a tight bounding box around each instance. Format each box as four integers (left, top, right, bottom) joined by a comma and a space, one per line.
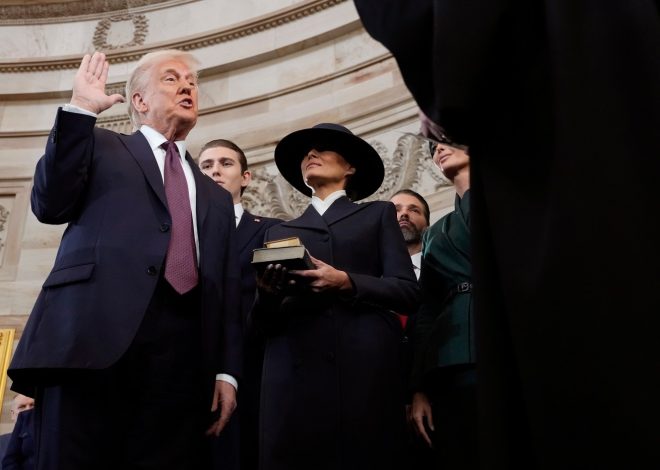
125, 49, 201, 130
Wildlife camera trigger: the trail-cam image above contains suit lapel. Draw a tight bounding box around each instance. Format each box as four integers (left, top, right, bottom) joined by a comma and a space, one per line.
281, 204, 329, 233
188, 154, 210, 232
237, 211, 264, 252
120, 131, 168, 209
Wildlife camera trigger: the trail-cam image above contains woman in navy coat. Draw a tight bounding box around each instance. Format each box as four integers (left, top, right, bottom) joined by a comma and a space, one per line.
251, 123, 419, 470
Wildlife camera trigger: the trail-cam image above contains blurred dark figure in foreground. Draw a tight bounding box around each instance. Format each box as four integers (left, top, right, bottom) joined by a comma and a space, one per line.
1, 394, 36, 470
354, 1, 660, 468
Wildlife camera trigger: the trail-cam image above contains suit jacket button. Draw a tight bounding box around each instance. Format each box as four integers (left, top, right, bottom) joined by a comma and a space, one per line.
322, 235, 330, 242
146, 266, 157, 276
159, 223, 170, 232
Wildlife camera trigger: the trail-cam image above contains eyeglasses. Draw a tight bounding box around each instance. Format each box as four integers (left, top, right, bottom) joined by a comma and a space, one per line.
428, 140, 438, 156
398, 132, 465, 157
427, 134, 455, 156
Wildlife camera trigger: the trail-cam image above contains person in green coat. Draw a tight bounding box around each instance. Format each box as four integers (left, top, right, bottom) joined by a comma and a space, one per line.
410, 135, 475, 469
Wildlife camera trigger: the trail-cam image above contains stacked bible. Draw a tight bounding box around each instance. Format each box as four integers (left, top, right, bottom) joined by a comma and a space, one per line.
251, 236, 315, 271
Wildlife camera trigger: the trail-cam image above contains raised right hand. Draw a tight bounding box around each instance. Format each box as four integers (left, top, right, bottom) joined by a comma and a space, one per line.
70, 51, 125, 114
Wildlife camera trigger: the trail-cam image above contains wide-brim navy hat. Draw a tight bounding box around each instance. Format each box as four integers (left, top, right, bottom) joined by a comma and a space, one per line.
274, 123, 385, 200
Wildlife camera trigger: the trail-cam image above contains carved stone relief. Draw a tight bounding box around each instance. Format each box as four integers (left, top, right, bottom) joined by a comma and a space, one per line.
93, 14, 149, 50
243, 133, 450, 220
97, 115, 133, 134
0, 203, 10, 267
0, 181, 31, 281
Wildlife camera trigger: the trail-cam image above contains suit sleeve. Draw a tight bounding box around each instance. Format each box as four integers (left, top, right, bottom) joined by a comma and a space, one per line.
409, 228, 442, 391
246, 225, 283, 334
347, 203, 420, 314
31, 108, 97, 225
219, 191, 244, 380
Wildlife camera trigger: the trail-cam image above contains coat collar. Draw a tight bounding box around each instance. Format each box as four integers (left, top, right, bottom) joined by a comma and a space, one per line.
321, 196, 365, 226
280, 204, 327, 232
280, 197, 368, 231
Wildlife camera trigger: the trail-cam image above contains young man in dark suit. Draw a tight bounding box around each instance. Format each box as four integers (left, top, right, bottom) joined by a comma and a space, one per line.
199, 140, 280, 470
9, 50, 242, 470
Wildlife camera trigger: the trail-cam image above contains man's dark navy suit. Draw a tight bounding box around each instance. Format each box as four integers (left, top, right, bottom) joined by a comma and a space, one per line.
236, 211, 282, 328
8, 109, 242, 468
212, 210, 280, 470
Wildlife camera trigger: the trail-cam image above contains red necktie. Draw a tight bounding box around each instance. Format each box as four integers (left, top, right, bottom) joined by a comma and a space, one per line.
162, 141, 198, 294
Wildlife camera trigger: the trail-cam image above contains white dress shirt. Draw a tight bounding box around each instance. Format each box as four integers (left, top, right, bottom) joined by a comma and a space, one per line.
234, 203, 244, 227
410, 251, 422, 281
311, 190, 347, 215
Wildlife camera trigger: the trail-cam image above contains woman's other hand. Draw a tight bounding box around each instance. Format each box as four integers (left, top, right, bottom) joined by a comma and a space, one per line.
290, 255, 353, 293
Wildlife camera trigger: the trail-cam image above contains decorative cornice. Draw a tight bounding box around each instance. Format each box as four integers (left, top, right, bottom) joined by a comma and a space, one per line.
0, 53, 395, 138
201, 53, 392, 116
0, 53, 398, 138
1, 20, 363, 101
0, 0, 193, 25
0, 0, 348, 73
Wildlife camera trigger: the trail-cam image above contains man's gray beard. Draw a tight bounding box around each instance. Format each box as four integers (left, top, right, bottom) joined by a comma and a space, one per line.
401, 226, 421, 245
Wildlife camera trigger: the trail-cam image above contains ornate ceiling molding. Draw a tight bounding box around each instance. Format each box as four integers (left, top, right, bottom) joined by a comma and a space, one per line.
0, 0, 193, 25
0, 53, 393, 138
0, 0, 348, 73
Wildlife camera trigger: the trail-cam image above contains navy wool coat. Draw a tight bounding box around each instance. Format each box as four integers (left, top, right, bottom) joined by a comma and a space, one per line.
252, 197, 419, 470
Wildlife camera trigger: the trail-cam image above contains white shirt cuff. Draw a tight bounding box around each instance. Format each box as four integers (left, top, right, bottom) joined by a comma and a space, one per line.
215, 373, 238, 391
62, 103, 98, 118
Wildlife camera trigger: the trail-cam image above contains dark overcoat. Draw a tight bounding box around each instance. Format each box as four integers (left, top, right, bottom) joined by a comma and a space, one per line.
252, 197, 419, 470
8, 109, 243, 398
355, 0, 660, 467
